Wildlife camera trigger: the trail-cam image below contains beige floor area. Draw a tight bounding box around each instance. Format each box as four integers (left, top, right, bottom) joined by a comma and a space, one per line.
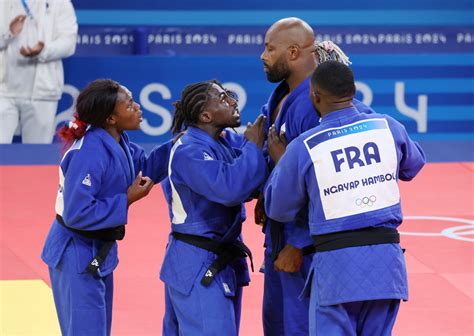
0, 280, 60, 335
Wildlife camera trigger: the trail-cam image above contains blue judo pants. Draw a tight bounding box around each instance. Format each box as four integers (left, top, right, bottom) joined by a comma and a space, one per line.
49, 244, 114, 336
262, 250, 313, 336
309, 282, 401, 336
163, 271, 243, 335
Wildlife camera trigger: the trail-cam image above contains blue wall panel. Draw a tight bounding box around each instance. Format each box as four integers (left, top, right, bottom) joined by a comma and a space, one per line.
56, 55, 473, 144
51, 0, 473, 148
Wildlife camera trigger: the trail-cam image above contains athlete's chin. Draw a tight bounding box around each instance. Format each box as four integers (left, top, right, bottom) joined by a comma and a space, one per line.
132, 120, 142, 130
231, 119, 241, 128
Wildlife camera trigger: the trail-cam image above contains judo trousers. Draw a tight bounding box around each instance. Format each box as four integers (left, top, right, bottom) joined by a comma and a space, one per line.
49, 243, 114, 336
262, 250, 312, 336
163, 270, 243, 335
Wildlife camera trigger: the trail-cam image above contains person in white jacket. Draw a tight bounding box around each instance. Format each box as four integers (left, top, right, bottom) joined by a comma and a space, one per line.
0, 0, 77, 143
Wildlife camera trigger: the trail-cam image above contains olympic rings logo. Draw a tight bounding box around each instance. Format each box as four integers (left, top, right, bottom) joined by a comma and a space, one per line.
355, 195, 377, 207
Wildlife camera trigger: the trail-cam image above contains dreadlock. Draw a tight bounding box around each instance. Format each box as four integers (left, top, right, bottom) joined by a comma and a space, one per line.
314, 40, 352, 66
171, 80, 223, 134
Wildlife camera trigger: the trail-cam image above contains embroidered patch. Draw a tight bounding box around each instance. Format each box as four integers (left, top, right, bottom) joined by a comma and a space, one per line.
203, 152, 214, 161
82, 174, 92, 187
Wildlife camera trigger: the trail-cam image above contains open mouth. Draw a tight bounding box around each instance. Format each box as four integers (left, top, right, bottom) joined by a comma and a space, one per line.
233, 109, 240, 119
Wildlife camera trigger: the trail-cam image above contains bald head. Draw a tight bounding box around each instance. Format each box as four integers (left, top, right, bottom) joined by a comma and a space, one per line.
261, 17, 316, 87
266, 17, 315, 50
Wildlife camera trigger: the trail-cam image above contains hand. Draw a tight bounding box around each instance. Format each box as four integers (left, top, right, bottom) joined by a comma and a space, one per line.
267, 124, 288, 164
273, 244, 303, 273
254, 192, 266, 226
9, 15, 26, 37
126, 171, 154, 206
20, 41, 44, 57
244, 114, 266, 149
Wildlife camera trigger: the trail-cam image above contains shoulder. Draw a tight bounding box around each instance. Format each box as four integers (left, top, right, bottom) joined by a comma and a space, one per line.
352, 98, 376, 114
382, 115, 408, 136
286, 133, 311, 158
289, 91, 316, 118
368, 113, 404, 129
172, 136, 214, 162
62, 131, 107, 167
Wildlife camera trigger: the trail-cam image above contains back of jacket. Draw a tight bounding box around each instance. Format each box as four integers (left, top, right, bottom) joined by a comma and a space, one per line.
265, 107, 426, 305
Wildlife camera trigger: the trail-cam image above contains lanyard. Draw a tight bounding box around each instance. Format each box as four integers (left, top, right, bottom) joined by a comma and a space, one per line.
20, 0, 33, 19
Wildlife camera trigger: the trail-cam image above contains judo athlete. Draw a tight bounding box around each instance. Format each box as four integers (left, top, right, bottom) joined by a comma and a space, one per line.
264, 61, 426, 335
258, 17, 375, 336
41, 79, 172, 335
160, 80, 267, 335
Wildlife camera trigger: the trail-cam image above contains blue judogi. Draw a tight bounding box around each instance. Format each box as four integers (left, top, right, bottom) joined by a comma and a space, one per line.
160, 126, 267, 336
261, 77, 375, 335
264, 107, 425, 335
41, 127, 171, 336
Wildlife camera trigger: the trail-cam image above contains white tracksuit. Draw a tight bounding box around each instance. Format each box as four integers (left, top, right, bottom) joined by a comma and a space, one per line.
0, 0, 77, 143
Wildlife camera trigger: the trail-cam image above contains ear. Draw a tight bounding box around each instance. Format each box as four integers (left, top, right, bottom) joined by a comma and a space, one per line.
105, 114, 117, 126
288, 45, 299, 60
199, 111, 212, 124
310, 90, 320, 107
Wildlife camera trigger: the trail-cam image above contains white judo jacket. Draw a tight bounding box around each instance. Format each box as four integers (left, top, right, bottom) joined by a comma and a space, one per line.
0, 0, 77, 100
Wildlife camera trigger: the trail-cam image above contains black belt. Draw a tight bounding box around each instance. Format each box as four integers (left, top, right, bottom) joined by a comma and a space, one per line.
301, 244, 316, 255
269, 219, 283, 261
312, 227, 400, 252
172, 232, 254, 287
56, 214, 125, 275
270, 219, 315, 258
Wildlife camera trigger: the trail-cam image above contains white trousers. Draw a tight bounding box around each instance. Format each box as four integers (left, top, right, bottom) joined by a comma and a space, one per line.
0, 97, 58, 144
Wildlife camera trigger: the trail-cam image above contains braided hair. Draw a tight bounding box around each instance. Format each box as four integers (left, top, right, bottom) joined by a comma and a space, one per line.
171, 80, 224, 134
314, 40, 351, 66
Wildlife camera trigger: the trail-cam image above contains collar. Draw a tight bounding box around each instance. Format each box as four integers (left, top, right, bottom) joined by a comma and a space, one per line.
186, 126, 236, 159
268, 76, 310, 106
91, 127, 134, 182
320, 106, 360, 125
186, 126, 218, 143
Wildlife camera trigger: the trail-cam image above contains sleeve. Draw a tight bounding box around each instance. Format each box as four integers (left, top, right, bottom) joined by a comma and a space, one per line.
61, 149, 128, 230
129, 140, 173, 183
264, 139, 309, 223
282, 204, 313, 249
37, 0, 77, 63
0, 32, 13, 50
171, 141, 268, 207
222, 130, 246, 149
353, 98, 376, 114
283, 219, 314, 248
387, 117, 426, 181
0, 9, 13, 50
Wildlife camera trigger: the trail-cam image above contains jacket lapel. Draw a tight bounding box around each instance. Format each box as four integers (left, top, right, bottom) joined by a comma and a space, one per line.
95, 128, 134, 185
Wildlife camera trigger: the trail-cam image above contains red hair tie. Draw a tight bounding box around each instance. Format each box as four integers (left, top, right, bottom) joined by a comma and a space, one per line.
69, 114, 87, 130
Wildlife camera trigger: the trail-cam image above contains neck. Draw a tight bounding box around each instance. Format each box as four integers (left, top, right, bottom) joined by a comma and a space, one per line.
286, 60, 317, 92
195, 124, 223, 140
104, 126, 122, 142
320, 101, 354, 118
